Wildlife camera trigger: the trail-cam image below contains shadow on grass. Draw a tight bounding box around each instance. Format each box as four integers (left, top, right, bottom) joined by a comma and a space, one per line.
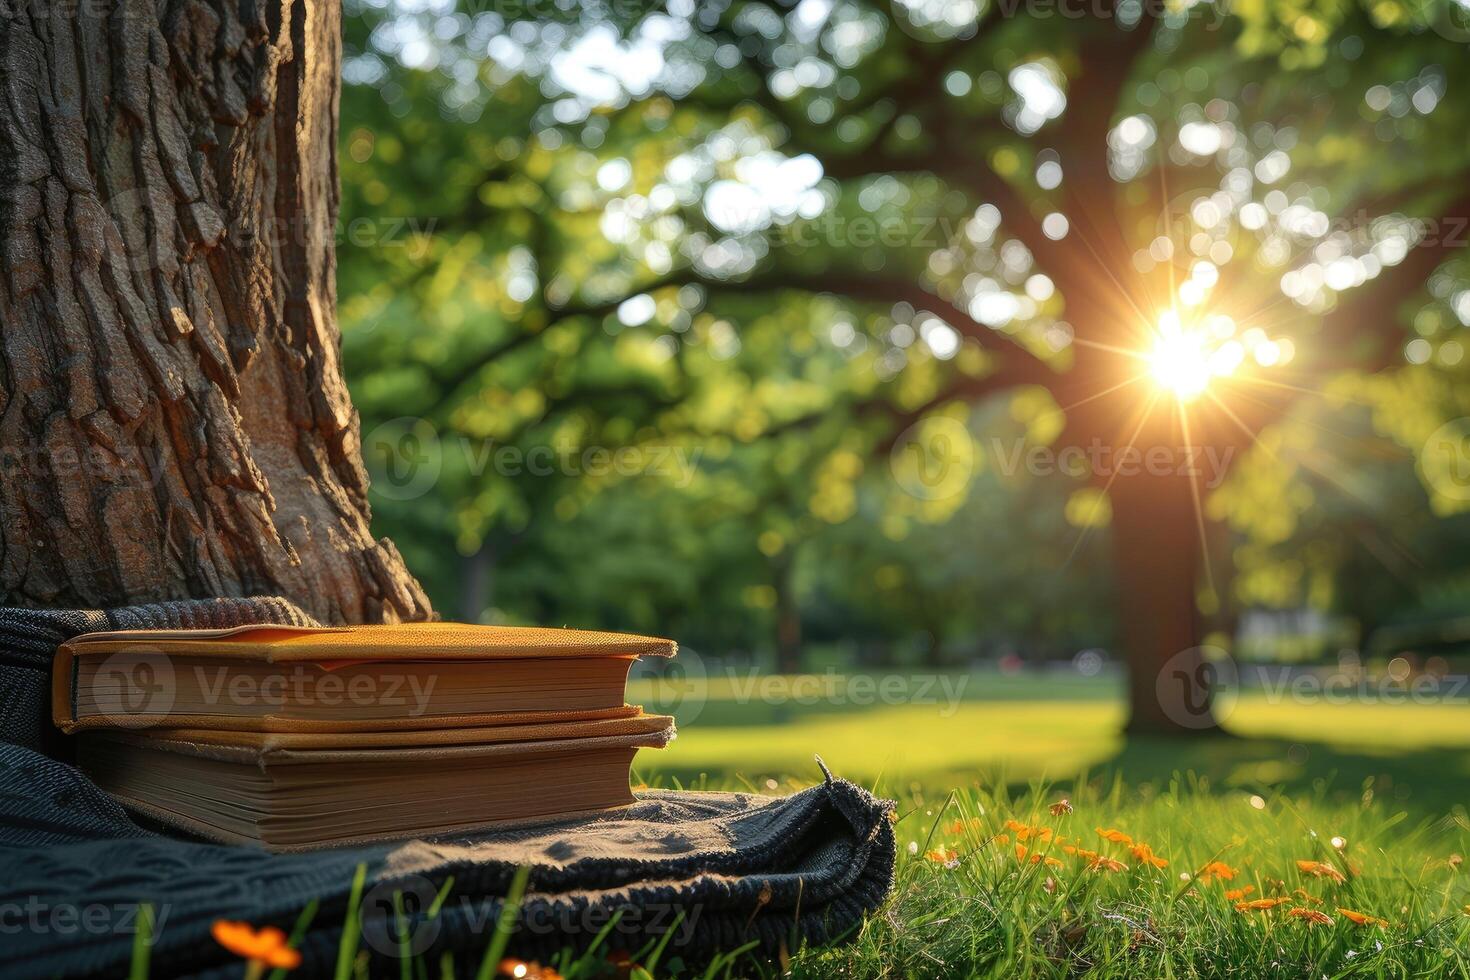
1088, 732, 1470, 815
651, 731, 1470, 816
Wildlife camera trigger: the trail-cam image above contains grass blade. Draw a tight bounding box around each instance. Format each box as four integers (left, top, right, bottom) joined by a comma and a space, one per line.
268, 898, 319, 980
128, 903, 154, 980
475, 866, 531, 980
336, 863, 368, 980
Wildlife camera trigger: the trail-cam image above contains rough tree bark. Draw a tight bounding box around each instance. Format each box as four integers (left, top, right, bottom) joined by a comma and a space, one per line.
0, 0, 431, 624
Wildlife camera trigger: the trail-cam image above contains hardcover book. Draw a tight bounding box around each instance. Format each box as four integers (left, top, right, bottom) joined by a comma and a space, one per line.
54, 622, 679, 848
54, 622, 675, 732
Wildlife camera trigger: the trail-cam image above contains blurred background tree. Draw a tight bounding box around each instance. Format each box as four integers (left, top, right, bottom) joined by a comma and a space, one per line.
337, 0, 1470, 732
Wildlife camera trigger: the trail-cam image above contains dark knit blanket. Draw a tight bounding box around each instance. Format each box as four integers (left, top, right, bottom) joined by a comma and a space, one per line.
0, 599, 895, 979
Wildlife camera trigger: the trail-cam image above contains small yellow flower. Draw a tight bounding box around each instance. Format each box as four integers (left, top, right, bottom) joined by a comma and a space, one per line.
1295, 859, 1346, 883
1288, 907, 1334, 925
1337, 907, 1388, 927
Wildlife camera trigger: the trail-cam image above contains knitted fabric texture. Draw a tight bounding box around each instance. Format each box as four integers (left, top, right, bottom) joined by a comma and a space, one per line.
0, 599, 895, 979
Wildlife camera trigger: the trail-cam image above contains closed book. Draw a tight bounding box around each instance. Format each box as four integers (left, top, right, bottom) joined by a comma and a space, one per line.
76, 713, 676, 850
53, 622, 676, 733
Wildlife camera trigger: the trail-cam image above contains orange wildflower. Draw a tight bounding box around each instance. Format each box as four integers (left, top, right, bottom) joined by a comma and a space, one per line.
1223, 886, 1255, 901
946, 817, 984, 835
993, 833, 1011, 846
1235, 897, 1292, 912
925, 844, 960, 866
1337, 908, 1388, 927
1049, 799, 1073, 816
1088, 856, 1128, 873
1197, 861, 1238, 883
1014, 843, 1052, 865
606, 949, 639, 980
211, 921, 301, 971
1096, 828, 1133, 846
1012, 844, 1063, 868
1063, 845, 1100, 861
1288, 908, 1334, 925
1129, 843, 1168, 868
1295, 859, 1347, 883
1004, 820, 1053, 842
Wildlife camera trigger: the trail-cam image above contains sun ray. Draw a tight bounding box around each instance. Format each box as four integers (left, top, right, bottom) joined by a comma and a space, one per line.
1203, 389, 1275, 464
1058, 389, 1162, 571
1070, 337, 1155, 361
1174, 399, 1219, 603
1055, 373, 1148, 413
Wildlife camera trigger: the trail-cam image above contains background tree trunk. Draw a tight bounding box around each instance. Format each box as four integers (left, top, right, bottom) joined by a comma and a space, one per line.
1109, 466, 1218, 734
0, 0, 430, 624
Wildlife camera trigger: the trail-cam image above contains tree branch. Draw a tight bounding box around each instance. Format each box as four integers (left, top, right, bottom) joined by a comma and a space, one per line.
1315, 189, 1470, 372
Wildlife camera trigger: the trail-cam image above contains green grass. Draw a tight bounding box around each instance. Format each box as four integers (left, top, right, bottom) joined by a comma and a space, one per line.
198, 674, 1470, 978
786, 777, 1470, 978
630, 671, 1470, 815
244, 776, 1470, 979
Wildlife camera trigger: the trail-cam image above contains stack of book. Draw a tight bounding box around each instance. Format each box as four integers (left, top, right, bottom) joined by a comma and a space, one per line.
52, 622, 676, 850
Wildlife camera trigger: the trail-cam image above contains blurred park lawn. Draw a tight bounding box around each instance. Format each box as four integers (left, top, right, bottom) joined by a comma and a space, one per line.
632, 672, 1470, 815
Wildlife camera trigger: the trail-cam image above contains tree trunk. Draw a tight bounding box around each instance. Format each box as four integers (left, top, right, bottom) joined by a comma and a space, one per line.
772, 559, 801, 673
0, 0, 429, 624
1108, 466, 1220, 734
459, 542, 495, 622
